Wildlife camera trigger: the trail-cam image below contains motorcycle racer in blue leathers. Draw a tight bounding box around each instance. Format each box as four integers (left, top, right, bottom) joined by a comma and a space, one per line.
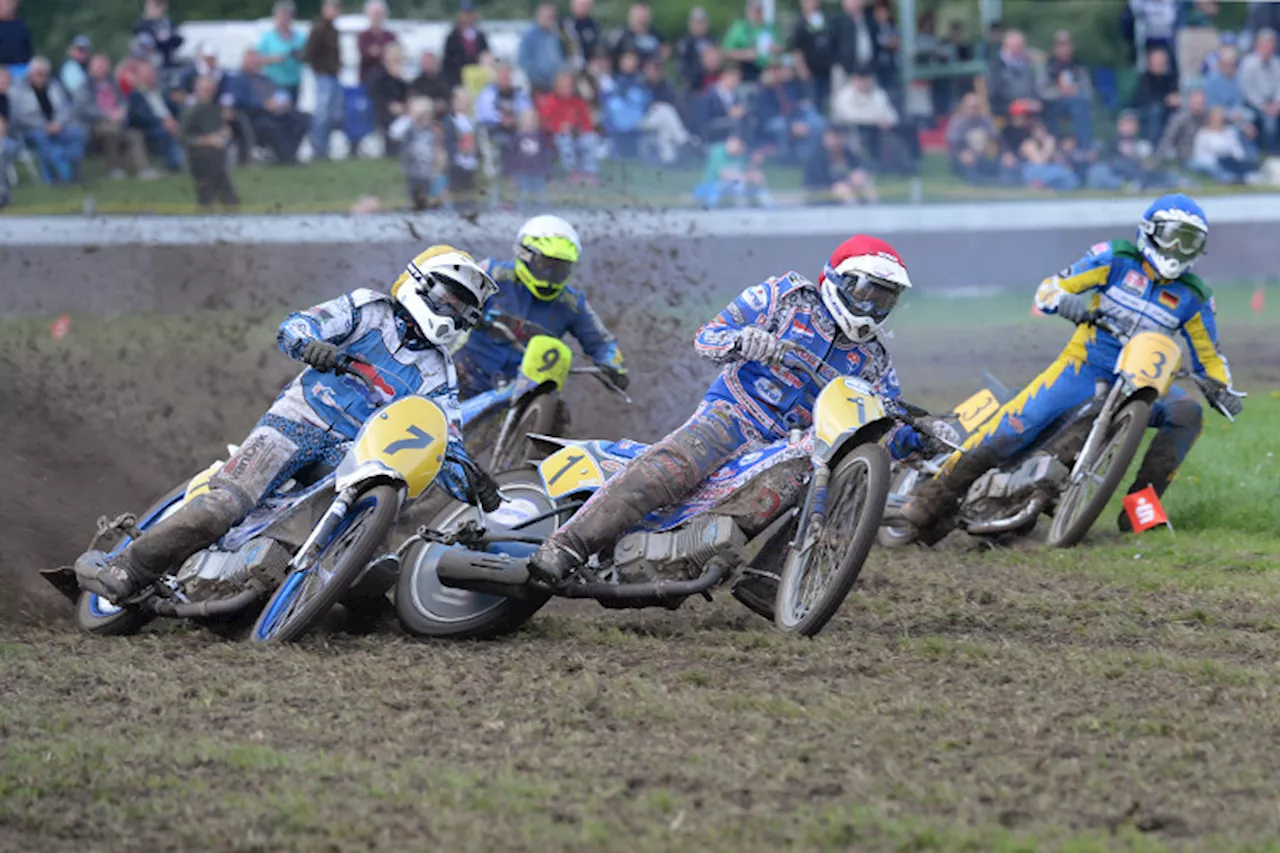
453, 215, 628, 398
76, 247, 503, 604
526, 234, 934, 583
904, 193, 1245, 534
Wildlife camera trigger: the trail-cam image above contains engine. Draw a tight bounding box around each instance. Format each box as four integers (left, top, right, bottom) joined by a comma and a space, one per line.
176, 537, 292, 601
611, 515, 746, 584
963, 453, 1070, 520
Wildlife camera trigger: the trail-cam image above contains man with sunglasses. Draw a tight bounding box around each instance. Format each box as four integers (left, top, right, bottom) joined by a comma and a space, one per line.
526, 234, 935, 584
904, 193, 1245, 535
77, 246, 505, 603
454, 215, 628, 398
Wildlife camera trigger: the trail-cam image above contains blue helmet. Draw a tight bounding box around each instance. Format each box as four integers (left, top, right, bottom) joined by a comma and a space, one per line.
1137, 193, 1208, 280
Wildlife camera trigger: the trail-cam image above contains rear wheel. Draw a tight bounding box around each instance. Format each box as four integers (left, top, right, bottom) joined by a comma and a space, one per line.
775, 444, 891, 637
490, 393, 563, 473
395, 469, 555, 640
1047, 398, 1151, 549
251, 484, 401, 644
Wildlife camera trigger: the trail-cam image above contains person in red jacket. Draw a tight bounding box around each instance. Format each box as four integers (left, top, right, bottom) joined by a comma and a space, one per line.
536, 69, 600, 183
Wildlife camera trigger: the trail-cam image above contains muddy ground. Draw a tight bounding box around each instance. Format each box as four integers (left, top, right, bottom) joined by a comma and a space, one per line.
2, 284, 1279, 850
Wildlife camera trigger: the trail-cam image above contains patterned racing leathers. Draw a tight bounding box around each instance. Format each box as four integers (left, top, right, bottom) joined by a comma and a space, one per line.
543, 272, 927, 562
453, 259, 624, 397
948, 239, 1231, 499
99, 288, 475, 587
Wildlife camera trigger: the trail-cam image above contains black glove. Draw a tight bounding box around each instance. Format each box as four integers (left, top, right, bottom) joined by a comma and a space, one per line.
1055, 293, 1093, 325
300, 341, 341, 373
470, 467, 502, 513
601, 364, 630, 391
1206, 381, 1245, 417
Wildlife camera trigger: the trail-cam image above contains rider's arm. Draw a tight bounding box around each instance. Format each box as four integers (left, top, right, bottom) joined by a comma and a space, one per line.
869, 358, 930, 461
276, 291, 364, 360
1033, 246, 1112, 315
568, 291, 626, 370
694, 282, 776, 363
1181, 300, 1233, 386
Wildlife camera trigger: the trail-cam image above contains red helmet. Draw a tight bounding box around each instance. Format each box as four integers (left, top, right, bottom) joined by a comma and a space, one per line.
819, 235, 912, 342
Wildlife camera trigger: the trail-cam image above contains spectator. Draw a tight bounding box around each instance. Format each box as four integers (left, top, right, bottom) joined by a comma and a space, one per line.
563, 0, 603, 70
75, 53, 153, 180
722, 0, 783, 83
1203, 46, 1250, 120
1158, 86, 1209, 164
830, 71, 897, 167
602, 50, 650, 155
946, 91, 1000, 184
804, 126, 875, 203
869, 0, 900, 95
1240, 28, 1280, 153
1014, 113, 1079, 191
1042, 30, 1094, 150
116, 38, 153, 97
389, 95, 445, 209
693, 131, 773, 207
226, 48, 308, 164
181, 73, 239, 211
520, 3, 568, 93
1191, 105, 1256, 183
754, 57, 824, 162
133, 0, 184, 76
304, 0, 343, 161
677, 8, 716, 94
1122, 0, 1177, 73
697, 44, 724, 92
831, 0, 878, 79
127, 61, 183, 173
178, 43, 228, 102
789, 0, 836, 112
988, 29, 1043, 117
610, 3, 668, 72
60, 36, 91, 96
504, 109, 555, 207
537, 69, 599, 182
1248, 1, 1280, 42
693, 62, 748, 144
258, 1, 306, 106
0, 67, 18, 206
638, 57, 690, 164
1134, 46, 1181, 142
410, 51, 451, 114
1085, 109, 1178, 190
476, 61, 532, 150
10, 57, 85, 184
358, 1, 399, 87
443, 1, 490, 91
0, 0, 33, 68
370, 42, 410, 153
442, 87, 481, 212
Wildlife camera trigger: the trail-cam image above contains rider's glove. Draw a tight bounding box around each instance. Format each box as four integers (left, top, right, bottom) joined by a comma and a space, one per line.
300, 341, 341, 373
600, 364, 630, 390
733, 326, 785, 365
1206, 380, 1246, 416
1055, 293, 1093, 325
470, 467, 503, 513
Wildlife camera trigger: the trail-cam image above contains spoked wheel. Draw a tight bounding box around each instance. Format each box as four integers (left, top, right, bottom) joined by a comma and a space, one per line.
775, 444, 891, 637
877, 465, 922, 549
1047, 398, 1151, 549
395, 469, 556, 640
489, 394, 562, 474
251, 485, 401, 644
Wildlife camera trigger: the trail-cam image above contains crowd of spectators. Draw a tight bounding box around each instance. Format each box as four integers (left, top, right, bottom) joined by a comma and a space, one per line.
5, 0, 1280, 212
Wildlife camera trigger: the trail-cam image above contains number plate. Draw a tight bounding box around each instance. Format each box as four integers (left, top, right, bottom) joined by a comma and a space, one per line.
538, 446, 604, 499
953, 388, 999, 433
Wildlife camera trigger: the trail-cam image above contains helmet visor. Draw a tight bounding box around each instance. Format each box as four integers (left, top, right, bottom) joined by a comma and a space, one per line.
524, 252, 575, 288
423, 275, 483, 330
829, 269, 904, 324
1148, 220, 1206, 263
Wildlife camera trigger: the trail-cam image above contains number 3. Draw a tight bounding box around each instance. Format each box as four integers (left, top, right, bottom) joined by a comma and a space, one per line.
1141, 351, 1167, 381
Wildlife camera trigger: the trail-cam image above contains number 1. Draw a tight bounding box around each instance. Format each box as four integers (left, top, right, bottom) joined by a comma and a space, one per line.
546, 452, 586, 487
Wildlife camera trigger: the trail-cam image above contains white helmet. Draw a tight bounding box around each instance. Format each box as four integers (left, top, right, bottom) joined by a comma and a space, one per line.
393, 245, 498, 348
820, 235, 912, 342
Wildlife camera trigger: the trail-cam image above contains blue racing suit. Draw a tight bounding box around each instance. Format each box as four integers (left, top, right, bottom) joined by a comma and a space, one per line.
453, 259, 624, 397
953, 239, 1231, 496
543, 272, 926, 559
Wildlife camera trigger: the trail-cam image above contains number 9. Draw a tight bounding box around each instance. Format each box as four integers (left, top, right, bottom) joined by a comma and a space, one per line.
539, 347, 560, 373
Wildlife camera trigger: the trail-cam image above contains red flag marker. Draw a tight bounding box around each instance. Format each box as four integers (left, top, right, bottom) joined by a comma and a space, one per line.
1250, 286, 1265, 314
1122, 486, 1171, 534
49, 314, 71, 340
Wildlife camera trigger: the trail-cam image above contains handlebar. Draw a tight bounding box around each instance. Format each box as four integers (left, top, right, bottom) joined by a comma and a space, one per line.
335, 353, 377, 393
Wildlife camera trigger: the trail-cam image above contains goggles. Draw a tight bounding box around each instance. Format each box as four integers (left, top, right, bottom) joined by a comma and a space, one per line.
422, 276, 483, 330
825, 266, 904, 324
1145, 219, 1206, 263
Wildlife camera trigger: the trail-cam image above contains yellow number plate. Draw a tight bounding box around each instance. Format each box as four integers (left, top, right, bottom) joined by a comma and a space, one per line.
538, 446, 604, 499
520, 335, 573, 391
814, 378, 888, 450
1116, 331, 1182, 397
953, 388, 999, 433
354, 396, 449, 498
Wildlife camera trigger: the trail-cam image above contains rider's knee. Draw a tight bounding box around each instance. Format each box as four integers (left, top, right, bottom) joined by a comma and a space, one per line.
1165, 397, 1204, 435
182, 489, 248, 541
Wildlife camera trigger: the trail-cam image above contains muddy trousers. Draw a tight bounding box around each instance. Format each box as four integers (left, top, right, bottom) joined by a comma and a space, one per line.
114, 413, 346, 583
547, 401, 762, 560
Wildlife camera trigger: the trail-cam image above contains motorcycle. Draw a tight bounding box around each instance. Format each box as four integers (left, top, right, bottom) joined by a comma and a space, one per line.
394, 342, 934, 639
41, 355, 487, 643
880, 315, 1236, 549
458, 311, 631, 473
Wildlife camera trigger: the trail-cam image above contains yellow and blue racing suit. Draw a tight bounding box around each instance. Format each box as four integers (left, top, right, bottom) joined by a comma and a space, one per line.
956, 239, 1231, 496
453, 259, 624, 397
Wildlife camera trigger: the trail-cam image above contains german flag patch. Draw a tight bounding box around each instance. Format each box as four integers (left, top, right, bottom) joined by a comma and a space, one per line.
1158, 290, 1181, 310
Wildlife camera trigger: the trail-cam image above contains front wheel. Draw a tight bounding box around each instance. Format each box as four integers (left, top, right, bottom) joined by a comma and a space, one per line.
775, 444, 891, 637
251, 484, 401, 644
1046, 398, 1151, 549
490, 393, 564, 473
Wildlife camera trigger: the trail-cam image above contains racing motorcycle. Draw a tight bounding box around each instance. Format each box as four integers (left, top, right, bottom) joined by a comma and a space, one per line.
41, 356, 489, 643
880, 315, 1234, 549
393, 343, 941, 639
458, 310, 631, 473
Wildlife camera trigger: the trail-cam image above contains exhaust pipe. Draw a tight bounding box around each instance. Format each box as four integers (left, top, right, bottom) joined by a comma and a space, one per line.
963, 493, 1048, 536
148, 587, 261, 618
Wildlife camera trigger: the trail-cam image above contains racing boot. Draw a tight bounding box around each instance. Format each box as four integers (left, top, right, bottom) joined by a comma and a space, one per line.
526, 540, 587, 585
75, 490, 245, 603
902, 446, 1002, 534
1117, 397, 1201, 533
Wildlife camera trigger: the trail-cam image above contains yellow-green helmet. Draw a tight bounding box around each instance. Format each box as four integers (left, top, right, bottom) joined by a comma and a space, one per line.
514, 215, 582, 300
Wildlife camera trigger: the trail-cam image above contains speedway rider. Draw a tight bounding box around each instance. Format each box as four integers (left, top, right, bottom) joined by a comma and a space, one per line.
527, 235, 935, 584
76, 247, 504, 604
453, 215, 629, 398
905, 193, 1245, 534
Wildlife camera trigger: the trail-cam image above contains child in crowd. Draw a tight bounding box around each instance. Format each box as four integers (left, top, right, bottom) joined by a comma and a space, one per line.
693, 132, 773, 208
391, 95, 446, 209
504, 109, 555, 209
